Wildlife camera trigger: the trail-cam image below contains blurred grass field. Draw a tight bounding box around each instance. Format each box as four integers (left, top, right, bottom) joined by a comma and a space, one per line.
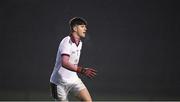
0, 91, 180, 101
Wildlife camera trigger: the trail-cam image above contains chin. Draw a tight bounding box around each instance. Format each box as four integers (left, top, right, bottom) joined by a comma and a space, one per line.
81, 36, 85, 38
81, 34, 86, 38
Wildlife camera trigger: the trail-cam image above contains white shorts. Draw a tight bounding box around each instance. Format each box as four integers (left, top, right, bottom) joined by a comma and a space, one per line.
50, 78, 86, 101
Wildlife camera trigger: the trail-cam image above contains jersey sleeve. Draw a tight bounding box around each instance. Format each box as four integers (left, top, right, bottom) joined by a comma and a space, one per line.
60, 37, 71, 56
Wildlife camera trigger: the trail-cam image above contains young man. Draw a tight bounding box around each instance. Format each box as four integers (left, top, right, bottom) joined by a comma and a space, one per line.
50, 17, 97, 101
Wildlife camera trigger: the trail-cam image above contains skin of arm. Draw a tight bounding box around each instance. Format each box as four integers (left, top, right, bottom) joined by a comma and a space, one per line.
61, 54, 97, 78
61, 54, 79, 72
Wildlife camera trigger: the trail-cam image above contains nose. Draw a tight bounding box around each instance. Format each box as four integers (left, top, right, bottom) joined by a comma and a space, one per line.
85, 27, 87, 31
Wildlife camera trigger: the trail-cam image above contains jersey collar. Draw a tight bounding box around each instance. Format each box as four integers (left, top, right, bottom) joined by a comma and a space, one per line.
70, 34, 81, 46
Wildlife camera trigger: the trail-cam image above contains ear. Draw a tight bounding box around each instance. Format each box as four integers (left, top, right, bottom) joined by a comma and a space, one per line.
73, 26, 77, 32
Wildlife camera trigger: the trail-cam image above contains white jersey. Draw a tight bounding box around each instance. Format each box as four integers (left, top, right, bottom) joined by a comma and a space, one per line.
50, 36, 82, 85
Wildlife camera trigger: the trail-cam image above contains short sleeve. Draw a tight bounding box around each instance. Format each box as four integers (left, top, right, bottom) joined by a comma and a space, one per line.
60, 37, 72, 56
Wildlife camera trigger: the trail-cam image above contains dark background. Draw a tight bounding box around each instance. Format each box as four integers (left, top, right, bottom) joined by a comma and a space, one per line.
0, 0, 180, 101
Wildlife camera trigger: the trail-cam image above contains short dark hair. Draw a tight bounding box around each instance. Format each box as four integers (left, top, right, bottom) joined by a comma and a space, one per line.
69, 17, 87, 31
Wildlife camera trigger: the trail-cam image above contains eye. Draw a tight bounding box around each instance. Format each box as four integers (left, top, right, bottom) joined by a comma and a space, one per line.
81, 25, 85, 28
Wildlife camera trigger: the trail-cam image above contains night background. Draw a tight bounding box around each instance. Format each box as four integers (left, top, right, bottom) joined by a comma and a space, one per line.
0, 0, 180, 101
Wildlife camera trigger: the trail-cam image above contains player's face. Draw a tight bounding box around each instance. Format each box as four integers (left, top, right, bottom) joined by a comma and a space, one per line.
75, 25, 87, 38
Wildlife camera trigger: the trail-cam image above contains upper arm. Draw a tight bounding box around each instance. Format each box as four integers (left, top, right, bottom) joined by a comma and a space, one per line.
60, 38, 71, 66
60, 37, 71, 56
61, 54, 70, 65
61, 51, 77, 72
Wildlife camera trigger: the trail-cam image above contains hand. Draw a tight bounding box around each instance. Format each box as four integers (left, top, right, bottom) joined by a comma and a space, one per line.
82, 68, 97, 78
77, 67, 97, 79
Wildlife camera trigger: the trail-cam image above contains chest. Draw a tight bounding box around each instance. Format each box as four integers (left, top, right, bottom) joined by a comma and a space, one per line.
70, 44, 81, 58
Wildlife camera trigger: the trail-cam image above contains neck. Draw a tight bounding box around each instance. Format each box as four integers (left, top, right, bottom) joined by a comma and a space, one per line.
71, 32, 80, 45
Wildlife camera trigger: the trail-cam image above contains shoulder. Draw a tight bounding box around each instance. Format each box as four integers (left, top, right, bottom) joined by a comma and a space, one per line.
61, 36, 73, 45
62, 36, 70, 42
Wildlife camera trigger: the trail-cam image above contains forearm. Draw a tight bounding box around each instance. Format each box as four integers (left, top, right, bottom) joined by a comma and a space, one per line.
61, 55, 96, 78
62, 60, 79, 72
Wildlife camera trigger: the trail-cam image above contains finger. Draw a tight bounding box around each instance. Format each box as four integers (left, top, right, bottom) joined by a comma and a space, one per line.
86, 71, 96, 76
88, 75, 93, 79
85, 68, 97, 73
89, 68, 97, 72
90, 71, 96, 76
89, 72, 96, 78
88, 74, 95, 79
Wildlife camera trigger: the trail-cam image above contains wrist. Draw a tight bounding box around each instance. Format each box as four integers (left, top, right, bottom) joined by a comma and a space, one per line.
77, 66, 82, 73
77, 66, 86, 74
